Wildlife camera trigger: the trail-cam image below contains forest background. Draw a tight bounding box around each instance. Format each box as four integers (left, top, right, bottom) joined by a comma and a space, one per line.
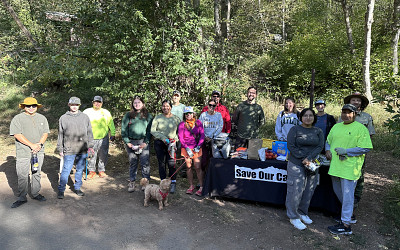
1, 0, 400, 247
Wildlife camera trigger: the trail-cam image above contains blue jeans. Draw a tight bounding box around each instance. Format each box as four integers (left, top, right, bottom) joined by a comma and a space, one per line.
331, 176, 357, 225
58, 154, 87, 192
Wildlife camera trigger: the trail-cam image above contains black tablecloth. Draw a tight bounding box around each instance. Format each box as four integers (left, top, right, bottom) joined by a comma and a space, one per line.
202, 158, 341, 214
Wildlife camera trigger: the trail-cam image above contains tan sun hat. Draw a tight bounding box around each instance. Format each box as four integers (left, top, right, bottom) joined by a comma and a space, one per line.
19, 97, 42, 109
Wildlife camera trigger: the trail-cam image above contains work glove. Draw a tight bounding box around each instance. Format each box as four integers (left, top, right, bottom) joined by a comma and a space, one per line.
194, 146, 201, 153
165, 138, 170, 144
334, 147, 347, 156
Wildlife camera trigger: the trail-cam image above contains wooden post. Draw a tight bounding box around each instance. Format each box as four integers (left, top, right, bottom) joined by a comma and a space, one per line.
309, 69, 316, 108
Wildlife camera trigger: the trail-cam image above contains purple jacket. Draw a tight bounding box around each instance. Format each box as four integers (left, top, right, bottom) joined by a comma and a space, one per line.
178, 120, 205, 149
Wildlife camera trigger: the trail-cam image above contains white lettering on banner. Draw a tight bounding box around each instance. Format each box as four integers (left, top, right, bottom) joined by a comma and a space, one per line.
234, 165, 287, 183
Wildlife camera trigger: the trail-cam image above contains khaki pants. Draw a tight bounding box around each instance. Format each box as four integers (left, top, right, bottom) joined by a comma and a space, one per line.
16, 154, 44, 200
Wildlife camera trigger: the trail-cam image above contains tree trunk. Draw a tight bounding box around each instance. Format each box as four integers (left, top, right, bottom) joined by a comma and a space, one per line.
340, 0, 356, 54
1, 0, 42, 53
362, 0, 375, 102
282, 0, 286, 43
392, 0, 400, 76
214, 0, 230, 87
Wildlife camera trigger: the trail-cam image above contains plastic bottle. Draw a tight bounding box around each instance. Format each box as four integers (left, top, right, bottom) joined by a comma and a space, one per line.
31, 153, 39, 172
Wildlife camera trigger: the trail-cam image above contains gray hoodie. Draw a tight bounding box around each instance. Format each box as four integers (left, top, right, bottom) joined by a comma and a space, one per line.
57, 111, 94, 155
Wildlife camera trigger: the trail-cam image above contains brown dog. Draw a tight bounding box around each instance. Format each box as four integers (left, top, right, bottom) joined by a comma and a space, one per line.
140, 178, 171, 210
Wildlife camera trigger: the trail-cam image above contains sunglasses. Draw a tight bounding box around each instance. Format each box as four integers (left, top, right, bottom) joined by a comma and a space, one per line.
185, 112, 193, 115
212, 95, 220, 98
209, 104, 216, 107
25, 104, 37, 108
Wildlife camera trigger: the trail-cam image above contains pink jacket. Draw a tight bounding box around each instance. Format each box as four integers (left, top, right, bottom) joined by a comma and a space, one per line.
178, 120, 205, 149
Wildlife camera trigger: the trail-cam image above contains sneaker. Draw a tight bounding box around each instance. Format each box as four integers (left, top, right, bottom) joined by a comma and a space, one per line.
300, 215, 313, 224
333, 214, 357, 224
328, 222, 352, 235
195, 187, 203, 196
87, 171, 97, 179
75, 189, 85, 196
11, 200, 27, 208
170, 183, 176, 194
186, 185, 195, 195
128, 181, 135, 193
32, 194, 47, 202
57, 191, 64, 199
98, 171, 107, 178
290, 219, 307, 230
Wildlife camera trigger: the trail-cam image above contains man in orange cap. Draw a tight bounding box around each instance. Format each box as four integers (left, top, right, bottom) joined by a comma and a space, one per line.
9, 97, 50, 208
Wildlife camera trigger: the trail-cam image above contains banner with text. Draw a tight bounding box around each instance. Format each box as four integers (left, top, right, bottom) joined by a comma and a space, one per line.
234, 165, 287, 183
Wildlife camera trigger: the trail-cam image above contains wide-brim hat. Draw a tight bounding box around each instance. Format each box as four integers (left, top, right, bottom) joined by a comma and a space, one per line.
344, 92, 369, 108
19, 97, 42, 109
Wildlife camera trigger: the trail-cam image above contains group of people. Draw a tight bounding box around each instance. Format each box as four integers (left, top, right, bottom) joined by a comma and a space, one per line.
8, 89, 374, 236
279, 93, 374, 235
9, 87, 265, 207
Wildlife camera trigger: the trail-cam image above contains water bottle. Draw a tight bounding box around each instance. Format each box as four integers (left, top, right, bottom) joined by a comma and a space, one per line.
31, 153, 39, 172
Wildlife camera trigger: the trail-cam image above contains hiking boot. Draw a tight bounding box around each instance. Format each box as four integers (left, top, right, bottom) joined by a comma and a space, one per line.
98, 171, 107, 178
328, 222, 352, 235
32, 194, 46, 202
300, 215, 313, 224
170, 183, 176, 194
75, 189, 85, 196
11, 200, 27, 208
87, 171, 97, 179
290, 219, 307, 230
128, 181, 135, 193
57, 191, 64, 199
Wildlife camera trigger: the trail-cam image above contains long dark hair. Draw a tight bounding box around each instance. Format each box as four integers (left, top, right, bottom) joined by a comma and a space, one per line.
129, 95, 148, 119
283, 97, 298, 114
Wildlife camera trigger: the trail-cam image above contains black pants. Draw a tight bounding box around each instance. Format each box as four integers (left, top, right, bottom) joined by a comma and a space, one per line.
154, 139, 176, 180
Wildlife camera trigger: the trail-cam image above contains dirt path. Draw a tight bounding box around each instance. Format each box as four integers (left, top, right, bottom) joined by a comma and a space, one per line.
0, 142, 396, 249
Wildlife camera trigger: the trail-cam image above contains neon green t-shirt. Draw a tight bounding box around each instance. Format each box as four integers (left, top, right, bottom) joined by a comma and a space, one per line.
327, 121, 373, 180
83, 108, 115, 139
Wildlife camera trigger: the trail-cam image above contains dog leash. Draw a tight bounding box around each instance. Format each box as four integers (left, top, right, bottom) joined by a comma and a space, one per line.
169, 160, 187, 179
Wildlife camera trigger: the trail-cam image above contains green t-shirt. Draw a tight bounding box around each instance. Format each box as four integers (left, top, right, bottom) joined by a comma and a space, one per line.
150, 114, 181, 142
171, 103, 186, 121
327, 121, 373, 180
10, 112, 50, 158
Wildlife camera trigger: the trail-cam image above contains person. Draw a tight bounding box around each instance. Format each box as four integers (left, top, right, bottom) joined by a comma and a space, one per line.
151, 100, 181, 193
171, 90, 186, 121
178, 106, 205, 196
201, 90, 231, 134
232, 86, 265, 148
275, 97, 301, 142
170, 90, 186, 177
286, 108, 324, 230
83, 96, 116, 179
314, 100, 336, 153
326, 104, 373, 235
121, 96, 153, 192
338, 92, 375, 206
57, 97, 94, 199
198, 99, 223, 171
9, 97, 50, 208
